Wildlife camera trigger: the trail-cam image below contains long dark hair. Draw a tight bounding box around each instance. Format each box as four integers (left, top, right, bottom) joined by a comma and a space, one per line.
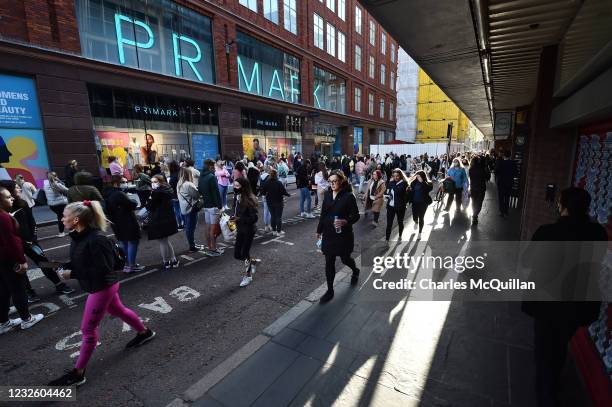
234, 178, 258, 209
318, 162, 329, 180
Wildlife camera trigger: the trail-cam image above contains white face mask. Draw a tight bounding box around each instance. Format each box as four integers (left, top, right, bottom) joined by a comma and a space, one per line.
120, 183, 128, 189
151, 183, 160, 189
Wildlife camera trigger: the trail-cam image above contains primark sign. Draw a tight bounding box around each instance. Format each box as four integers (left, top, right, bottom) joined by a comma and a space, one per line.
75, 0, 215, 84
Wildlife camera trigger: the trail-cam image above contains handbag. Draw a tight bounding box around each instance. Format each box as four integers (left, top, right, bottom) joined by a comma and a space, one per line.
180, 188, 204, 212
220, 212, 236, 241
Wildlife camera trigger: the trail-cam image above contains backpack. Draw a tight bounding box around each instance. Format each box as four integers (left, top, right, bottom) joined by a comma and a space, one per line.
442, 177, 456, 194
109, 237, 127, 271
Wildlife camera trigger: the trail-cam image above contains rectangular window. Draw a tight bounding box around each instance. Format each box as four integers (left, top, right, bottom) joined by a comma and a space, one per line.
355, 6, 362, 34
381, 33, 386, 55
390, 71, 395, 90
236, 31, 301, 103
327, 0, 335, 13
313, 66, 346, 114
263, 0, 278, 24
284, 0, 297, 34
354, 45, 361, 71
391, 43, 396, 63
390, 101, 394, 120
379, 98, 385, 119
75, 0, 215, 84
326, 23, 336, 57
239, 0, 257, 12
369, 21, 375, 46
338, 31, 346, 62
380, 64, 386, 85
314, 14, 324, 49
378, 130, 385, 144
368, 93, 374, 115
354, 87, 361, 112
338, 0, 345, 20
368, 55, 375, 78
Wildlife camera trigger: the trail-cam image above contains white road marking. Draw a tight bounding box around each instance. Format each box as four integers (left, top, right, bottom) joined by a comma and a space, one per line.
122, 317, 151, 332
181, 255, 195, 261
138, 296, 173, 314
261, 237, 294, 246
169, 286, 201, 302
26, 268, 44, 281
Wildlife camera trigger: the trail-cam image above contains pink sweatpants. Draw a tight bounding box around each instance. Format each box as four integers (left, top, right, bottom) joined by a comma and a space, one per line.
75, 282, 145, 370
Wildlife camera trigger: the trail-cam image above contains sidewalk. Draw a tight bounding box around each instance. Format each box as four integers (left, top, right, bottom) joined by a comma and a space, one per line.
169, 185, 585, 407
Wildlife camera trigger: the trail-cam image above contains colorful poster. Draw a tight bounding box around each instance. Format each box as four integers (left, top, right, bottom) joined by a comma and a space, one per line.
0, 74, 42, 129
98, 131, 130, 180
192, 133, 219, 170
0, 129, 50, 188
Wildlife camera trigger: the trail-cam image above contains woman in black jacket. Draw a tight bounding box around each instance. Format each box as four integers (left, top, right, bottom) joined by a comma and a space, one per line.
384, 169, 410, 243
407, 170, 433, 240
260, 169, 290, 236
146, 175, 179, 271
232, 178, 259, 287
0, 180, 74, 300
468, 156, 488, 226
49, 200, 154, 387
103, 175, 143, 273
316, 170, 360, 303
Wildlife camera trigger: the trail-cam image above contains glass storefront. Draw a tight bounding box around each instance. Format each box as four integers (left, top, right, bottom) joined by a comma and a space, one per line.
88, 85, 218, 179
313, 66, 346, 114
75, 0, 215, 84
241, 109, 302, 169
353, 126, 363, 155
236, 32, 301, 104
314, 123, 342, 157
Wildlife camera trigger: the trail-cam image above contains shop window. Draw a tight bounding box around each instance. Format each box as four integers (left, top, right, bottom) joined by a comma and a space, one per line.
283, 0, 297, 35
264, 0, 278, 24
313, 66, 346, 114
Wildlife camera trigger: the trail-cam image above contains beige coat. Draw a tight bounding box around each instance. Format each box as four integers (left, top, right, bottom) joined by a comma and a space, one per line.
364, 179, 386, 212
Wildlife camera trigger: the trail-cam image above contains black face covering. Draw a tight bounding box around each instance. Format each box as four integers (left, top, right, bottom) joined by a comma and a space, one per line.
234, 188, 242, 194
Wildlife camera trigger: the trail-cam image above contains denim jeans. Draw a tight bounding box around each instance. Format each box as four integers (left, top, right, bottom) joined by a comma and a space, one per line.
358, 175, 366, 194
218, 184, 228, 207
263, 199, 271, 226
299, 187, 311, 213
172, 199, 184, 227
184, 211, 198, 249
120, 240, 139, 266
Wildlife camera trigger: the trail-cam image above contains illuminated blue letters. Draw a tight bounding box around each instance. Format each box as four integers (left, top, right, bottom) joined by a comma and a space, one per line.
114, 14, 154, 65
237, 56, 261, 95
172, 33, 203, 81
268, 70, 285, 99
290, 74, 299, 103
313, 84, 322, 108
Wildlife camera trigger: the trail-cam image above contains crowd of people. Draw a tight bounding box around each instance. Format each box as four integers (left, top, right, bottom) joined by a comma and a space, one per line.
4, 145, 603, 396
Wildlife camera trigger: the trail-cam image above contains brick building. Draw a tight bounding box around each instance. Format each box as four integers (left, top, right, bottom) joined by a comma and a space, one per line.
0, 0, 397, 185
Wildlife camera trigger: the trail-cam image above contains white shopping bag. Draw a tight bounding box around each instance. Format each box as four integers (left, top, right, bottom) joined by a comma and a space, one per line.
219, 213, 236, 242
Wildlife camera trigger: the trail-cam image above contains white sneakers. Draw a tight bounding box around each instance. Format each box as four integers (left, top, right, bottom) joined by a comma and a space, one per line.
264, 225, 272, 233
57, 232, 67, 238
0, 318, 22, 335
304, 213, 316, 219
417, 233, 422, 240
240, 276, 252, 287
250, 258, 261, 275
21, 314, 43, 330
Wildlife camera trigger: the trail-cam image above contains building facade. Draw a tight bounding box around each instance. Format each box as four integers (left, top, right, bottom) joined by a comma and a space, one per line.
0, 0, 397, 186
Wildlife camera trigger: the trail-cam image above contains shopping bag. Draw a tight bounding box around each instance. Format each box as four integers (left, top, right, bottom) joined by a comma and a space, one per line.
220, 213, 235, 241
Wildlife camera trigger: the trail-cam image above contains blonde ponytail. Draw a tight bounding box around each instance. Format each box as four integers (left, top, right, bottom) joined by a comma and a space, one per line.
65, 200, 108, 231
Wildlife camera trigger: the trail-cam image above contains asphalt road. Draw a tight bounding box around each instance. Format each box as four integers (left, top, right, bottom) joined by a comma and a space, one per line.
0, 184, 394, 407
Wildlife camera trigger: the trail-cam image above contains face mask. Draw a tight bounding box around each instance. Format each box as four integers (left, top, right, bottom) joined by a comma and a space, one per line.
120, 183, 128, 189
234, 188, 242, 194
151, 183, 160, 190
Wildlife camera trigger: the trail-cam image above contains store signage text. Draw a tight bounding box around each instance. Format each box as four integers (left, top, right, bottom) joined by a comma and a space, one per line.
256, 120, 279, 127
237, 56, 299, 103
133, 105, 179, 117
0, 75, 42, 128
114, 13, 205, 82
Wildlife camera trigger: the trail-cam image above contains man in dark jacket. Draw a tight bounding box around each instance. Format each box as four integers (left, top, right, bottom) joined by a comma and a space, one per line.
522, 187, 608, 407
198, 159, 223, 256
494, 150, 515, 218
296, 159, 314, 218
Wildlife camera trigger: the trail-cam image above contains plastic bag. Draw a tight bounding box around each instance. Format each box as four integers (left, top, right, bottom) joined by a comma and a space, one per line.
220, 213, 236, 242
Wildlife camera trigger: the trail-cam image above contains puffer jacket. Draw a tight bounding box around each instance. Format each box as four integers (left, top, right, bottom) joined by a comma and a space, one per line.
67, 227, 118, 293
43, 179, 69, 206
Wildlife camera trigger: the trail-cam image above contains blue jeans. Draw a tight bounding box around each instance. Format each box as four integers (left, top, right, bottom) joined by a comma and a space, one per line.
172, 199, 184, 227
299, 187, 311, 213
263, 200, 271, 225
120, 240, 139, 266
218, 184, 228, 207
184, 211, 198, 249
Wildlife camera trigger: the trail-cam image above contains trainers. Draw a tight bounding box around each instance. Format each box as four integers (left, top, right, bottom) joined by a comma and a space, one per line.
27, 291, 40, 304
55, 283, 75, 295
131, 264, 145, 272
417, 233, 422, 240
49, 369, 86, 387
319, 290, 334, 304
305, 213, 316, 219
300, 212, 306, 217
57, 232, 67, 238
278, 230, 285, 236
244, 259, 251, 274
0, 318, 22, 335
170, 259, 180, 268
125, 328, 156, 348
194, 243, 206, 250
250, 258, 261, 275
205, 249, 222, 257
239, 276, 253, 287
21, 314, 43, 330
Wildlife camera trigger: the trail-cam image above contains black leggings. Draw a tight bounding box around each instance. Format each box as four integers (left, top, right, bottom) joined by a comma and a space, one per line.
234, 227, 255, 261
0, 271, 30, 322
23, 242, 61, 292
324, 254, 358, 291
471, 190, 485, 217
445, 188, 463, 210
412, 202, 427, 233
385, 206, 406, 241
268, 204, 284, 232
49, 204, 66, 233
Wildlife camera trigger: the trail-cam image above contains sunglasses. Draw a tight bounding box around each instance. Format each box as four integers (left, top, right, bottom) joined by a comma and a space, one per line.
329, 179, 340, 184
